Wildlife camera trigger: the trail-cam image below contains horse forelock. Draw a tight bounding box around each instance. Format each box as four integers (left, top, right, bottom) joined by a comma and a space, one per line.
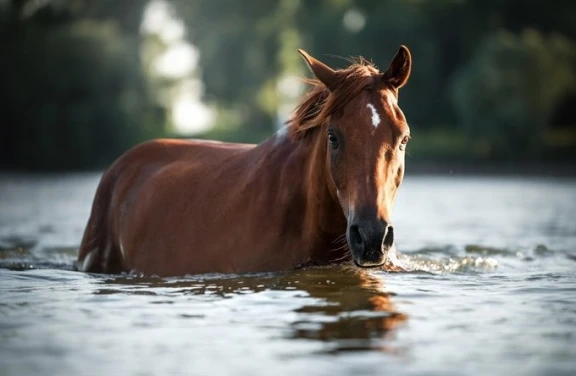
288, 60, 380, 139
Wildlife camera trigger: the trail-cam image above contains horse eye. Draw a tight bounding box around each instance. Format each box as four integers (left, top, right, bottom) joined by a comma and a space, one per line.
327, 131, 339, 149
399, 136, 409, 150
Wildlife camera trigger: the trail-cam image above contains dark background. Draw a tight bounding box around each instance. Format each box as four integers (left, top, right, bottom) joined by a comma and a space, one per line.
1, 0, 575, 171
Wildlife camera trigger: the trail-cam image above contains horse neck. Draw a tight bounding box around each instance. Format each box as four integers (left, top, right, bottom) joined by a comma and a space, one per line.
260, 126, 347, 262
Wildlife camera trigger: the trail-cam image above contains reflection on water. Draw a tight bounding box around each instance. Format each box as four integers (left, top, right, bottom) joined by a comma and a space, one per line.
1, 173, 576, 376
290, 272, 407, 354
98, 267, 408, 355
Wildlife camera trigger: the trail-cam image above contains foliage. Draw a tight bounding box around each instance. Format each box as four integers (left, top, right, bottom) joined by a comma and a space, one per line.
1, 0, 576, 170
450, 29, 576, 156
170, 0, 289, 132
0, 0, 165, 170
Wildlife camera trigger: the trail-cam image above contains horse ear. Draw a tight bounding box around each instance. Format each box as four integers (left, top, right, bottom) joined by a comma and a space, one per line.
383, 45, 412, 89
298, 49, 338, 91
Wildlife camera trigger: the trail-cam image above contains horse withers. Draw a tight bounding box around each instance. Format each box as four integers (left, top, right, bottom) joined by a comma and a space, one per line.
77, 46, 413, 276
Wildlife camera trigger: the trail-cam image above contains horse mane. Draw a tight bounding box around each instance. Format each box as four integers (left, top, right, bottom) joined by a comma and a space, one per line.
288, 58, 381, 139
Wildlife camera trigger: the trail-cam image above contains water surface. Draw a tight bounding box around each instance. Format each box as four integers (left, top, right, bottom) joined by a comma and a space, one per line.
1, 173, 575, 376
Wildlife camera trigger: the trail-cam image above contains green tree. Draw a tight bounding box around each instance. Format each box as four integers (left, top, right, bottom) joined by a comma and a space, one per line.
0, 0, 165, 170
170, 0, 288, 134
450, 29, 576, 156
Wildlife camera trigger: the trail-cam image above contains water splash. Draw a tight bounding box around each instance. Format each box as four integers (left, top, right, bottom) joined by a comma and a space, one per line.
397, 253, 499, 273
393, 243, 575, 274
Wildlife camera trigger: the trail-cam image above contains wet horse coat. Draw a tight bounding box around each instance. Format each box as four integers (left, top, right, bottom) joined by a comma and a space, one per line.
77, 46, 413, 276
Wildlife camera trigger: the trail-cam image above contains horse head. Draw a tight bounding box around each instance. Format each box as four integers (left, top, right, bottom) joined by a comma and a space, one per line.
295, 46, 412, 268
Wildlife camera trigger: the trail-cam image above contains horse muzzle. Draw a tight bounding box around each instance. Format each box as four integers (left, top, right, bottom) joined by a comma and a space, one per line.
347, 219, 394, 268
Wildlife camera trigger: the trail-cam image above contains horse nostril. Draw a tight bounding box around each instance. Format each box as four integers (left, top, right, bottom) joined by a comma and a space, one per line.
348, 224, 364, 248
382, 225, 394, 249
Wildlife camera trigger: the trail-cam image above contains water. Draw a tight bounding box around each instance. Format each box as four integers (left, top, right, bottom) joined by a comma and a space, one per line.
1, 173, 575, 376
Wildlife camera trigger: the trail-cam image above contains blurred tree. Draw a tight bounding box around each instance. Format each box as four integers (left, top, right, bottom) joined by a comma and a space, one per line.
170, 0, 286, 134
1, 0, 575, 168
450, 29, 576, 157
0, 0, 165, 170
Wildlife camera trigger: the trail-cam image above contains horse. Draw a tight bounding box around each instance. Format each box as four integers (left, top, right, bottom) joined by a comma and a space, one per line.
76, 45, 413, 276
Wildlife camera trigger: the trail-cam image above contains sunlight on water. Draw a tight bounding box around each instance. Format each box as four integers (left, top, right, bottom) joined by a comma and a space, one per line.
399, 252, 499, 273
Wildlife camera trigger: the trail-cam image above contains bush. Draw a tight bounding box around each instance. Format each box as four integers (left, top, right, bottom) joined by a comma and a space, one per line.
0, 19, 165, 170
450, 29, 576, 157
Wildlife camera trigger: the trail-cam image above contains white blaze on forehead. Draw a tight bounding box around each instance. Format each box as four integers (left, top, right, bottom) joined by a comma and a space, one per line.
366, 103, 381, 128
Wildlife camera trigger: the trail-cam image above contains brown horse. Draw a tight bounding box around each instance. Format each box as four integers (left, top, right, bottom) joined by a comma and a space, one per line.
77, 46, 412, 276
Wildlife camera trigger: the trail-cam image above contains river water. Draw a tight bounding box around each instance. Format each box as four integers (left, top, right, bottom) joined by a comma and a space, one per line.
1, 172, 575, 376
